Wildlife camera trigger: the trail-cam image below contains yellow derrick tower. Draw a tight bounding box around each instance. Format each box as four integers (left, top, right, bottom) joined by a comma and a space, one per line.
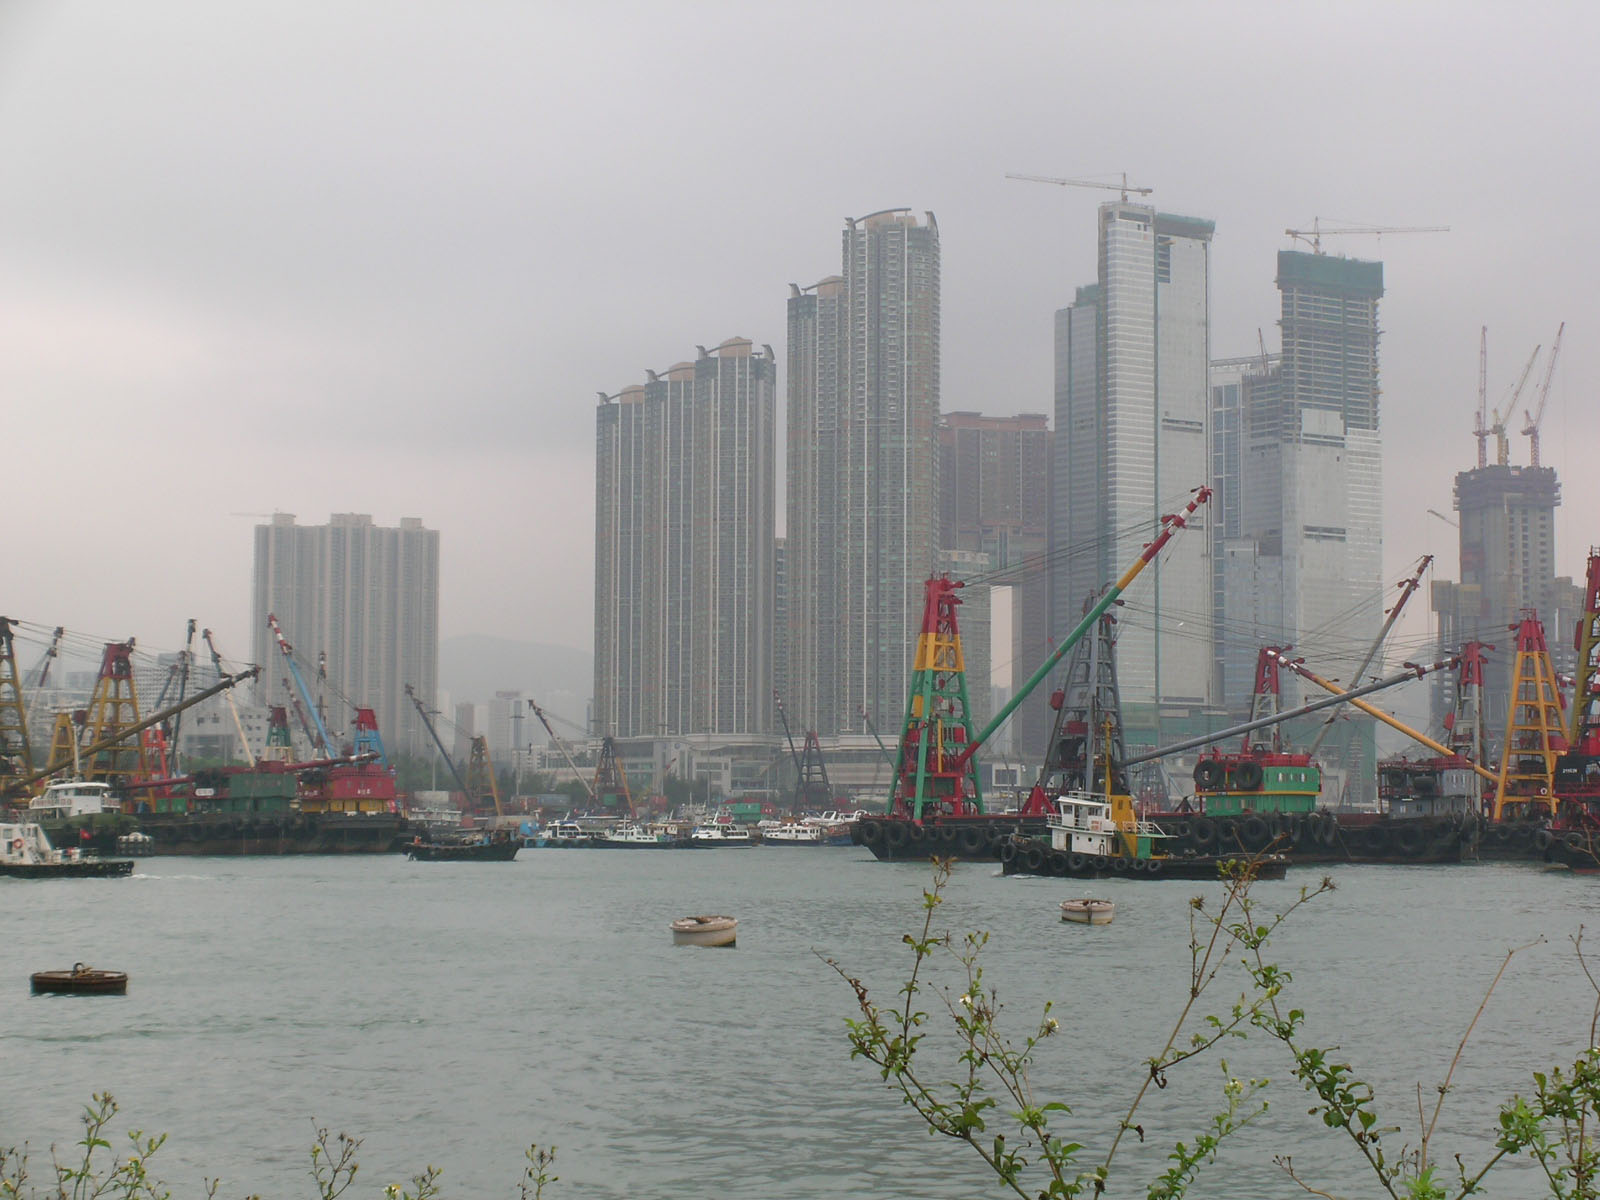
1493, 610, 1568, 820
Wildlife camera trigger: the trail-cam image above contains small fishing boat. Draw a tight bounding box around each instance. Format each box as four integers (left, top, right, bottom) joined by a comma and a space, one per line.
763, 822, 825, 846
533, 820, 592, 847
593, 821, 693, 849
670, 915, 737, 948
405, 831, 519, 861
1060, 898, 1116, 925
690, 823, 753, 846
31, 963, 129, 995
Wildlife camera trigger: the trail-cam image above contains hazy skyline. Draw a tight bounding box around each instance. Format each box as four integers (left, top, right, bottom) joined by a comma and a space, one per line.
5, 2, 1596, 679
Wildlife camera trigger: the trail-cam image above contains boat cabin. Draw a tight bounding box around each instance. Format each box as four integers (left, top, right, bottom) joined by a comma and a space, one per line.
1193, 752, 1320, 816
1378, 758, 1477, 818
1046, 792, 1168, 859
28, 781, 116, 820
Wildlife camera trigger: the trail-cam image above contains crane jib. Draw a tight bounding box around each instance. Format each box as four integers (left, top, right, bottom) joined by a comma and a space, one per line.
952, 486, 1211, 771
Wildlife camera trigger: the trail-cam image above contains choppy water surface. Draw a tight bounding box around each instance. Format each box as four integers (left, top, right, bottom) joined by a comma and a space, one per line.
7, 850, 1599, 1198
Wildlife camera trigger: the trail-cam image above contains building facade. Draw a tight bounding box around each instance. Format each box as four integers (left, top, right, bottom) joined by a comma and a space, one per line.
787, 209, 942, 737
1431, 464, 1580, 732
1052, 203, 1215, 746
593, 338, 777, 739
939, 410, 1051, 753
250, 512, 440, 757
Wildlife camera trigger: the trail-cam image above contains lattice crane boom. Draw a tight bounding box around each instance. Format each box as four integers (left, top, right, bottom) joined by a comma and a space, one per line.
1006, 172, 1153, 201
1284, 217, 1449, 255
1523, 321, 1564, 468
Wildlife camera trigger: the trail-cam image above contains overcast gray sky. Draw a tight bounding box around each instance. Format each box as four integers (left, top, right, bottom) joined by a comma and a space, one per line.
3, 1, 1595, 672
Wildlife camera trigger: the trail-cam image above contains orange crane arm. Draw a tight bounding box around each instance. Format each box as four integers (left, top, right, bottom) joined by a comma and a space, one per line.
1273, 652, 1498, 784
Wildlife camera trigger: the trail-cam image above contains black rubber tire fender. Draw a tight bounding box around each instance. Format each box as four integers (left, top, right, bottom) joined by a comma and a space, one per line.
1145, 857, 1165, 878
883, 821, 910, 850
998, 837, 1018, 864
1066, 853, 1086, 872
959, 826, 987, 855
859, 820, 885, 850
1194, 760, 1224, 789
1565, 832, 1586, 852
1395, 824, 1426, 857
1240, 816, 1270, 851
1022, 844, 1046, 873
1234, 761, 1264, 791
1535, 828, 1555, 851
1190, 817, 1217, 849
1111, 856, 1129, 872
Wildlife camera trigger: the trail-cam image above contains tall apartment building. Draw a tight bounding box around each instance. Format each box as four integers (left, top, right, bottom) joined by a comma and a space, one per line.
787, 209, 941, 736
939, 410, 1051, 752
1052, 202, 1215, 745
250, 512, 440, 757
593, 338, 776, 739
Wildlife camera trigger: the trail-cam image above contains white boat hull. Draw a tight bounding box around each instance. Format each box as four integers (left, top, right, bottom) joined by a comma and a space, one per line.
1060, 898, 1115, 925
671, 915, 738, 947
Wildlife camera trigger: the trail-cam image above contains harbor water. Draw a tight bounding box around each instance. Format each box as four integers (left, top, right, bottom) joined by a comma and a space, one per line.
7, 848, 1600, 1198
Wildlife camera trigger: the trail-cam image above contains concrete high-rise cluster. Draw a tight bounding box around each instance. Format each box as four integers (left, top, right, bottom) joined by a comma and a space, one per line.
1052, 202, 1215, 746
592, 339, 777, 739
250, 512, 439, 757
787, 209, 943, 737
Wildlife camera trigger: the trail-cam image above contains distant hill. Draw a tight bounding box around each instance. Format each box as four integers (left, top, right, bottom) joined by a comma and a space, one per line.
439, 635, 591, 711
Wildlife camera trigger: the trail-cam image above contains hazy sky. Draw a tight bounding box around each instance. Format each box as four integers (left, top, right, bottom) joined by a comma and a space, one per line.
4, 1, 1596, 675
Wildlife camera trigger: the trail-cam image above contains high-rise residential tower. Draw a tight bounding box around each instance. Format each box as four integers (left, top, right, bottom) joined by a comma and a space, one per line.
787, 209, 941, 736
1052, 202, 1215, 745
251, 513, 439, 757
593, 338, 776, 739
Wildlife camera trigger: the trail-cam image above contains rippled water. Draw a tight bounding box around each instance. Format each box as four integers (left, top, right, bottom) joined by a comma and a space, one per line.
7, 849, 1599, 1198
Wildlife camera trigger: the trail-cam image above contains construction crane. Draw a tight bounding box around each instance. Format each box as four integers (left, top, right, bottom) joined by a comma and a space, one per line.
1472, 327, 1490, 468
1497, 344, 1542, 466
266, 613, 333, 756
1284, 218, 1449, 255
406, 683, 472, 799
1005, 172, 1152, 202
201, 629, 257, 767
528, 699, 595, 802
17, 665, 260, 788
1523, 321, 1565, 467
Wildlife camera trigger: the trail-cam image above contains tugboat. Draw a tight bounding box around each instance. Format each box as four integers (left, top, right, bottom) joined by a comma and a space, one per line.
1001, 788, 1287, 881
0, 820, 133, 878
405, 828, 519, 862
